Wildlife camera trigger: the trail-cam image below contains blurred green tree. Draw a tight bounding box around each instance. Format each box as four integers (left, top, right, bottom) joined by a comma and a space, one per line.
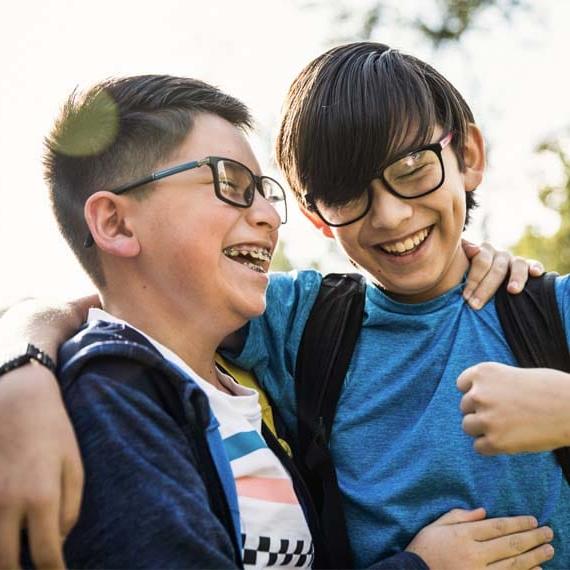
513, 138, 570, 273
300, 0, 527, 46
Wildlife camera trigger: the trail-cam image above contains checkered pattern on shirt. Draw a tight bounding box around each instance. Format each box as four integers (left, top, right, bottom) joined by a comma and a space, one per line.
242, 534, 314, 568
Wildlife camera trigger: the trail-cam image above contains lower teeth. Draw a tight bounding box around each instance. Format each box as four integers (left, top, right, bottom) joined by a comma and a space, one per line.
243, 261, 264, 273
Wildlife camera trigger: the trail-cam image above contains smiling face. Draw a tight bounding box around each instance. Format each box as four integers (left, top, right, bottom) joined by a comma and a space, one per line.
130, 113, 281, 329
315, 125, 485, 303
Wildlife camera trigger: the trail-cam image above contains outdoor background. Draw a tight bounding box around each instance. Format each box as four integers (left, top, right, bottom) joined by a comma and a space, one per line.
1, 0, 569, 305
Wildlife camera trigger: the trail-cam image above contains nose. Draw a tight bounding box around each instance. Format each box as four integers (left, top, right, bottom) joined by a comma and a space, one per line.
246, 190, 282, 231
366, 179, 413, 230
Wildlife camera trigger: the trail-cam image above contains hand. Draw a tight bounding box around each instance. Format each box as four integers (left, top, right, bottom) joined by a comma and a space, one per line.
458, 362, 570, 454
462, 240, 544, 310
406, 508, 554, 569
0, 366, 83, 569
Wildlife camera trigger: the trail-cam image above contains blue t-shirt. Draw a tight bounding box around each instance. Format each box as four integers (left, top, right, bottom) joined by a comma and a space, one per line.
235, 270, 570, 569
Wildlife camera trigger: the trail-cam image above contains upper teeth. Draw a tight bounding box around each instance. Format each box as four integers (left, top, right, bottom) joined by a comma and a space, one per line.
223, 247, 272, 262
381, 228, 430, 254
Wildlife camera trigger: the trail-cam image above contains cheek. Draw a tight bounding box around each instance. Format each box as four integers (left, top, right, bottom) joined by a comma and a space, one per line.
332, 227, 359, 256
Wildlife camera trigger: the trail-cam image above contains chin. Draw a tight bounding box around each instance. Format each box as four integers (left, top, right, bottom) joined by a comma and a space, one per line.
379, 270, 442, 301
234, 292, 267, 321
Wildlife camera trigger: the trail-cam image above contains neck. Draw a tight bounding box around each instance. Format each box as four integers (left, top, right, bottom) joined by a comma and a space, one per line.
100, 284, 242, 388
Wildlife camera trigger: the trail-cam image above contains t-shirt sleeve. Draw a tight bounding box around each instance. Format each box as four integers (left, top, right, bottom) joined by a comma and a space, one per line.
555, 273, 570, 350
231, 270, 322, 388
61, 368, 239, 569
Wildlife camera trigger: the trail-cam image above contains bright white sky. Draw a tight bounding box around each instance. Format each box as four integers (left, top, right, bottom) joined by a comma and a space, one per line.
1, 0, 568, 304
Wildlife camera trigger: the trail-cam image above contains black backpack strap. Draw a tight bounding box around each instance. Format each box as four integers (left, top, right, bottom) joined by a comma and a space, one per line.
294, 272, 366, 568
495, 272, 570, 483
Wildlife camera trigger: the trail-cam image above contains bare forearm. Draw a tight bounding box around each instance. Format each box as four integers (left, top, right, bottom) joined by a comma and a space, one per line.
0, 295, 98, 361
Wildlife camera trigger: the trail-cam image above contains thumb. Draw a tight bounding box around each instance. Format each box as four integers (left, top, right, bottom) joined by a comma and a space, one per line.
461, 239, 480, 260
433, 507, 486, 526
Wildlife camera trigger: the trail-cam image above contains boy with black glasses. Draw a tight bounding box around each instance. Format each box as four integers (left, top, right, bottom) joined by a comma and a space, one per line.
234, 42, 570, 567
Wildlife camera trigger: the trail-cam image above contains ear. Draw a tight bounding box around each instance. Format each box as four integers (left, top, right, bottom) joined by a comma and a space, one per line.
84, 191, 141, 257
463, 123, 486, 192
300, 205, 334, 239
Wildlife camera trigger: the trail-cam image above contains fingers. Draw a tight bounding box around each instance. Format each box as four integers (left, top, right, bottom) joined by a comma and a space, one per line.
463, 243, 494, 307
462, 411, 484, 436
528, 260, 545, 277
485, 525, 553, 563
461, 239, 481, 259
0, 507, 22, 570
26, 502, 65, 570
460, 394, 477, 414
432, 507, 487, 526
69, 293, 101, 323
473, 434, 503, 456
59, 455, 84, 537
468, 247, 511, 309
467, 515, 538, 541
505, 256, 533, 294
456, 367, 474, 394
489, 543, 554, 570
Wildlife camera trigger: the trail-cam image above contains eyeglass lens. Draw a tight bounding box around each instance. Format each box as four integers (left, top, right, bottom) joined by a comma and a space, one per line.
216, 159, 287, 223
316, 148, 443, 226
383, 149, 442, 197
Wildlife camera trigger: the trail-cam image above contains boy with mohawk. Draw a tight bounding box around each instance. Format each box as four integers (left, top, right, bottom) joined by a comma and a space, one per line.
16, 74, 319, 568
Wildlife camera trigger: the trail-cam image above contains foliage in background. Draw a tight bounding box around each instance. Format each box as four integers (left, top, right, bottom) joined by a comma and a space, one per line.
514, 138, 570, 274
300, 0, 527, 46
271, 242, 295, 272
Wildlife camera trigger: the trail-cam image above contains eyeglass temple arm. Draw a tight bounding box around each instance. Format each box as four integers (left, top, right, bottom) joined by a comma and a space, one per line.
440, 132, 453, 150
110, 158, 208, 195
84, 158, 210, 247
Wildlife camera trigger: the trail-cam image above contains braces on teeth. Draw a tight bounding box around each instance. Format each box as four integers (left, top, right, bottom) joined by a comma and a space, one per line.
223, 247, 272, 262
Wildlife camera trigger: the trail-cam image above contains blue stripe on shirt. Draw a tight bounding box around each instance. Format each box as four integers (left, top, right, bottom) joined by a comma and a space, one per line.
224, 431, 266, 461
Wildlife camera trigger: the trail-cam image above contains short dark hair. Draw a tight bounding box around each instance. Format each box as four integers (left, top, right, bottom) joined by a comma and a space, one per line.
44, 75, 252, 286
276, 41, 477, 225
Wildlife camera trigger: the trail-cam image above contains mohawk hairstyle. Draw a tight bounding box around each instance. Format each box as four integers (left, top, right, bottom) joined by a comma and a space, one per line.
45, 75, 252, 286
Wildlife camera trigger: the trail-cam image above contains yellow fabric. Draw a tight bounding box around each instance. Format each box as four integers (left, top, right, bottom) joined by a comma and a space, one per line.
215, 354, 292, 457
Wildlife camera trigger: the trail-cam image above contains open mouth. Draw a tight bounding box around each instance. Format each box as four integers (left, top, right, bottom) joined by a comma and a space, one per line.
222, 246, 272, 274
378, 226, 433, 257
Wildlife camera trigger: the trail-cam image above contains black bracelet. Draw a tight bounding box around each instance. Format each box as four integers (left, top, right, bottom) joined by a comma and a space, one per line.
0, 343, 57, 377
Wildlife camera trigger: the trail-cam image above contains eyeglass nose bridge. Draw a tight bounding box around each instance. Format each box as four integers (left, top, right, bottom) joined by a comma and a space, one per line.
366, 179, 415, 226
250, 176, 287, 225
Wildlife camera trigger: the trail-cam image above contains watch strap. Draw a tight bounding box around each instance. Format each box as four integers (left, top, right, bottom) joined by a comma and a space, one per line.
0, 343, 57, 377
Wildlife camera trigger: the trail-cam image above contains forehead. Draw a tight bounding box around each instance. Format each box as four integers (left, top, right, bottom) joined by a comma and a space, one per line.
166, 112, 261, 173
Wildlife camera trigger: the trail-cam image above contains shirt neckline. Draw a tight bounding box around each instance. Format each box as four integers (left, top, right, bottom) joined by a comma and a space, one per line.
366, 273, 468, 315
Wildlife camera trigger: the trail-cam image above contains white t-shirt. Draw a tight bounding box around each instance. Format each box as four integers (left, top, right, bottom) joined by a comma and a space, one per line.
88, 309, 314, 569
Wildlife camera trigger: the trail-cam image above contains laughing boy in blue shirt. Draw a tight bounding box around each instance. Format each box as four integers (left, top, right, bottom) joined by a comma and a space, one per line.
232, 42, 570, 568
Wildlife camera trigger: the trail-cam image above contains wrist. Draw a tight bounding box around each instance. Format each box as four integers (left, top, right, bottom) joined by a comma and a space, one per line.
0, 343, 57, 378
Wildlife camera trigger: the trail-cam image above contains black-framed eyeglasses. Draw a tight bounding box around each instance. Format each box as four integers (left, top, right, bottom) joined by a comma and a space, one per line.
84, 156, 287, 247
308, 132, 453, 228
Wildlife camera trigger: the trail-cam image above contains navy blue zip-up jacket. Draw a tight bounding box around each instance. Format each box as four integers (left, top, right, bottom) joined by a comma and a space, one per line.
22, 319, 428, 569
